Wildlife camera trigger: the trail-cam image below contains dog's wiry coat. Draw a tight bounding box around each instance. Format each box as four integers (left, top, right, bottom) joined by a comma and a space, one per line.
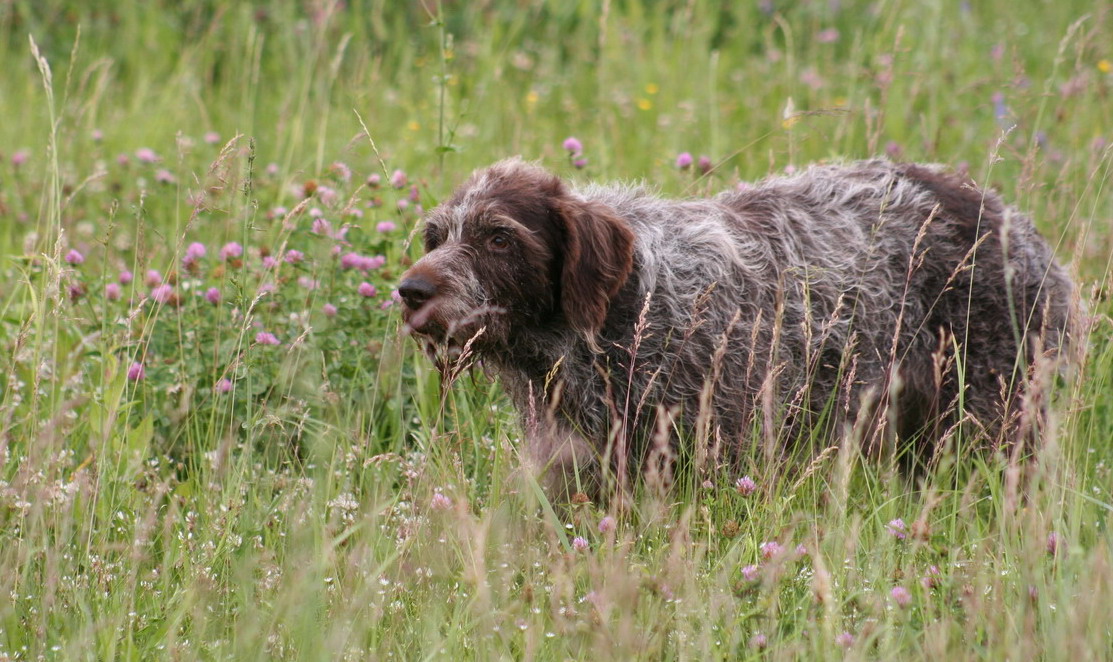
399, 158, 1074, 494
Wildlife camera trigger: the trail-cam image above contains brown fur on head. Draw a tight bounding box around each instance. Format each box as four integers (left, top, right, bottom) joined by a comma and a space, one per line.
398, 158, 635, 353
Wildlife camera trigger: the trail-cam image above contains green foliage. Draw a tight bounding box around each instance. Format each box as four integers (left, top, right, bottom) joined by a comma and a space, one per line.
0, 0, 1111, 659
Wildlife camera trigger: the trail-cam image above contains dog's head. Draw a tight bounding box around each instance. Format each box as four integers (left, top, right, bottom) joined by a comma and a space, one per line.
398, 158, 634, 356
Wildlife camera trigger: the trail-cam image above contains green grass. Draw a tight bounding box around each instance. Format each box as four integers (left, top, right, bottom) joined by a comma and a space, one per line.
1, 0, 1111, 659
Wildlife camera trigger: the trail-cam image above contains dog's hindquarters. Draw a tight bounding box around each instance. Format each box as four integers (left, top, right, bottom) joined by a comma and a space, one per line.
718, 161, 1074, 459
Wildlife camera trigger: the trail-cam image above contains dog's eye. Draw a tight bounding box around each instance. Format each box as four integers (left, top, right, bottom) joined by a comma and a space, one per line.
487, 233, 510, 251
424, 228, 441, 251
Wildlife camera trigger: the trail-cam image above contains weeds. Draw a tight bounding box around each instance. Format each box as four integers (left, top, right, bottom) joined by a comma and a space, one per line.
1, 1, 1111, 659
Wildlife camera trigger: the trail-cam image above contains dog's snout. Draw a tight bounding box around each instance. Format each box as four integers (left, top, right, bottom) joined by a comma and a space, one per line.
398, 276, 437, 309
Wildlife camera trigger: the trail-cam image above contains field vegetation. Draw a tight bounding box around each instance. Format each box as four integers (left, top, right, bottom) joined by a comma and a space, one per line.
0, 1, 1111, 659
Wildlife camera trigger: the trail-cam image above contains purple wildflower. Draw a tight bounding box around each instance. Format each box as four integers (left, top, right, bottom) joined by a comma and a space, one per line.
284, 249, 304, 264
127, 362, 145, 381
430, 493, 452, 511
358, 282, 377, 297
316, 185, 337, 206
12, 150, 30, 167
186, 242, 207, 260
340, 252, 361, 270
361, 255, 385, 271
155, 169, 176, 184
312, 218, 333, 235
65, 249, 85, 265
1047, 532, 1061, 557
150, 284, 175, 304
675, 152, 693, 169
886, 519, 908, 540
573, 158, 588, 169
698, 155, 712, 174
921, 565, 942, 589
562, 136, 583, 155
220, 242, 243, 260
749, 634, 767, 649
836, 632, 854, 648
330, 161, 352, 182
367, 173, 381, 188
390, 169, 407, 189
205, 287, 221, 305
119, 269, 134, 285
182, 249, 202, 270
599, 516, 616, 533
376, 220, 396, 233
145, 270, 163, 287
735, 475, 757, 496
816, 28, 840, 43
741, 564, 760, 581
323, 303, 338, 318
204, 131, 221, 145
215, 378, 233, 393
572, 537, 589, 553
890, 585, 912, 608
265, 163, 279, 176
105, 283, 121, 301
135, 148, 159, 163
759, 541, 784, 560
255, 331, 280, 346
262, 256, 277, 269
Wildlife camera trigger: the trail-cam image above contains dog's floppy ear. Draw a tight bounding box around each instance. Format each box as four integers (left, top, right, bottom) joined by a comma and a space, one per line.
555, 195, 635, 339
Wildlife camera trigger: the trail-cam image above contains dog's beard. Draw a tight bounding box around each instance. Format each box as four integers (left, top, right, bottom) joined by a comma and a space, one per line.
404, 300, 506, 377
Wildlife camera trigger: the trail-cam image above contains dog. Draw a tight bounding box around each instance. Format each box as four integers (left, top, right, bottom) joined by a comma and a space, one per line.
398, 158, 1074, 497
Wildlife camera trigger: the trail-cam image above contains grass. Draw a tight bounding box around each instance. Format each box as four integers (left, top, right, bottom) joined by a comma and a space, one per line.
1, 0, 1111, 659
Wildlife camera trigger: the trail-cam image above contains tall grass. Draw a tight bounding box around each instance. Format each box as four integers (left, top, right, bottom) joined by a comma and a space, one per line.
0, 1, 1111, 659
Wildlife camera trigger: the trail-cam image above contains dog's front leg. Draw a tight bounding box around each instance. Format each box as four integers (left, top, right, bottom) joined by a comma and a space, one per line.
524, 423, 601, 505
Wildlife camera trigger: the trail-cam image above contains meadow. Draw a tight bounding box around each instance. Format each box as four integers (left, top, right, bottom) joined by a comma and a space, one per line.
1, 0, 1111, 659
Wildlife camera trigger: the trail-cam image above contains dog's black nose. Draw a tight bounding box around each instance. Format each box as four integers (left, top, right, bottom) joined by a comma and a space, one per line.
398, 276, 437, 309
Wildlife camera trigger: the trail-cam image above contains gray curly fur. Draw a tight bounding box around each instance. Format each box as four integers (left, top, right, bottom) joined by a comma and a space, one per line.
400, 158, 1074, 494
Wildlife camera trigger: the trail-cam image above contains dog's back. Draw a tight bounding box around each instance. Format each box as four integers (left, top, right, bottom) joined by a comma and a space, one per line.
569, 160, 1073, 460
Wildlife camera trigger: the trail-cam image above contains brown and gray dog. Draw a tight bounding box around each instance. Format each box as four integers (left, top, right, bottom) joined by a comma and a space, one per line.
399, 158, 1074, 497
